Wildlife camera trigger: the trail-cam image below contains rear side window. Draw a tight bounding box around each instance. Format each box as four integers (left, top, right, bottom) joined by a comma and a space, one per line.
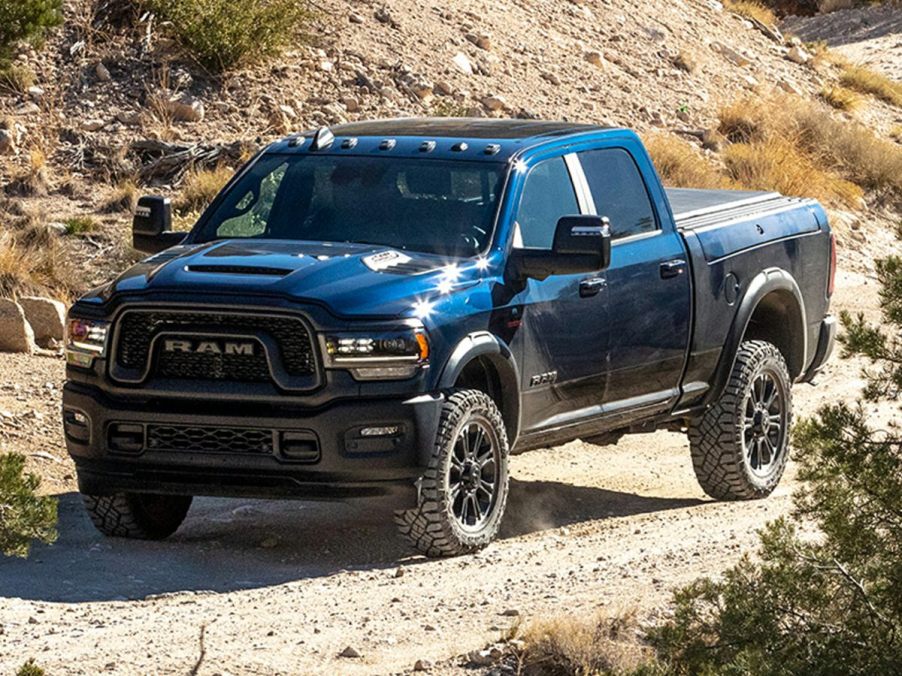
513, 157, 579, 249
579, 148, 657, 239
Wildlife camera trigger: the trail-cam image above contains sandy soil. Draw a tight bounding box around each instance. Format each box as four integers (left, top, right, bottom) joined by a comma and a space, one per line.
0, 240, 896, 676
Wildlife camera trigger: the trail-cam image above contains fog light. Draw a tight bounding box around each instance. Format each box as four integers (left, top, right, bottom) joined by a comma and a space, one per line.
360, 425, 402, 437
66, 410, 89, 426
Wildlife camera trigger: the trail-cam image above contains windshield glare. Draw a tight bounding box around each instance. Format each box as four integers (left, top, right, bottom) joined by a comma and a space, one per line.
194, 154, 507, 257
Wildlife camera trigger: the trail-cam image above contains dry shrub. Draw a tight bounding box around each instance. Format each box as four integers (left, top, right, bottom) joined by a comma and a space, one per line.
716, 95, 902, 206
840, 65, 902, 108
102, 180, 138, 214
0, 229, 77, 299
724, 0, 778, 25
723, 137, 864, 206
820, 85, 862, 112
512, 610, 655, 675
0, 64, 36, 94
5, 150, 49, 197
644, 134, 734, 190
176, 165, 233, 215
670, 50, 697, 74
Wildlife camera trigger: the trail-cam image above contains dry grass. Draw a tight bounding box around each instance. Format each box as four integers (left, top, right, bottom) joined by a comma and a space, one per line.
0, 64, 36, 94
176, 165, 233, 215
0, 228, 77, 300
724, 0, 778, 25
102, 180, 138, 214
644, 134, 734, 190
4, 150, 49, 197
723, 137, 864, 206
839, 64, 902, 108
891, 126, 902, 143
820, 85, 863, 112
510, 610, 656, 675
716, 95, 902, 205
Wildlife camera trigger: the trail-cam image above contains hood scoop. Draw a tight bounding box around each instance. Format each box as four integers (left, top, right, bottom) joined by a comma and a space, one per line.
186, 264, 292, 277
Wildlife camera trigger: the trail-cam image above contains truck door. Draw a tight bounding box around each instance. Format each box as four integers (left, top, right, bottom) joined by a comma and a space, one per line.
576, 147, 691, 410
509, 154, 610, 431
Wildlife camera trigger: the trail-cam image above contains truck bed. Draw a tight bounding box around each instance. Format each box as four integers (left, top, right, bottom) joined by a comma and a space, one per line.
666, 187, 821, 263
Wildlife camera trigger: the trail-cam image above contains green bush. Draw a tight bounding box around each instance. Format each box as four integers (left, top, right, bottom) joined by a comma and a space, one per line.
0, 0, 63, 65
16, 659, 46, 676
647, 256, 902, 675
0, 453, 57, 558
145, 0, 313, 72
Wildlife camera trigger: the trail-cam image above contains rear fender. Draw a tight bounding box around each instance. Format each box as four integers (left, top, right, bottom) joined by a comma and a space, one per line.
704, 268, 807, 407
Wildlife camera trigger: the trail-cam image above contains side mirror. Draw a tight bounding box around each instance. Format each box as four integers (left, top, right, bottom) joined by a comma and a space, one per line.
132, 196, 186, 254
511, 215, 611, 281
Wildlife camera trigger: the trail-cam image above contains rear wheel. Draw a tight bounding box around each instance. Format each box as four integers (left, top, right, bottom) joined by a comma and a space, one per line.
689, 340, 792, 500
82, 493, 193, 539
395, 389, 510, 557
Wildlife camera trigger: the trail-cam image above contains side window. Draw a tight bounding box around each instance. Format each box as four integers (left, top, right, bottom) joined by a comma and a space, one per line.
579, 148, 657, 240
513, 157, 579, 249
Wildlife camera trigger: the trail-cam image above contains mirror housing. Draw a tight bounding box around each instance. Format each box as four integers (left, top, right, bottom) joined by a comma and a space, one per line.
132, 196, 186, 254
511, 215, 611, 281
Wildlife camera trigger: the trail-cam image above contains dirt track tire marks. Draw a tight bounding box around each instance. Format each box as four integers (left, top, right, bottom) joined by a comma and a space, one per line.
395, 389, 510, 557
689, 340, 792, 501
83, 493, 193, 539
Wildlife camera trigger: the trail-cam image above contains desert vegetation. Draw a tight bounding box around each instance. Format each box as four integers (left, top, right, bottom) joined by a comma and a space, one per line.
0, 453, 57, 558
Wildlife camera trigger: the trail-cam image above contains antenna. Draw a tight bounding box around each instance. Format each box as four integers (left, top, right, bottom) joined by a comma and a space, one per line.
310, 126, 335, 151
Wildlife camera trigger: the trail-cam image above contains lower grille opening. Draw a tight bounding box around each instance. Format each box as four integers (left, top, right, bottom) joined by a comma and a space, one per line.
147, 424, 275, 454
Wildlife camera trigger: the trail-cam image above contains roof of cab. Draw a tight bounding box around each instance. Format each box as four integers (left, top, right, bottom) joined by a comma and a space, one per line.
265, 117, 617, 162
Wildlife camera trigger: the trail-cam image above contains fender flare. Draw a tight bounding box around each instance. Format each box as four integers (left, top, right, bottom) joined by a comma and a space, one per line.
704, 267, 808, 406
438, 332, 522, 443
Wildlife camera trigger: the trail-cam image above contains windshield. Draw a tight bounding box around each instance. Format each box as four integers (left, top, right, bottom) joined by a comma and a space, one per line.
194, 154, 507, 257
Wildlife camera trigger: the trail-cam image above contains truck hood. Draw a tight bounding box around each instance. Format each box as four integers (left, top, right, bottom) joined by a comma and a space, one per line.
102, 239, 480, 318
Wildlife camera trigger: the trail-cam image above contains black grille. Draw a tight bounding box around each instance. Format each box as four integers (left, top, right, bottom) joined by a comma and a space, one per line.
147, 424, 275, 454
155, 345, 271, 382
115, 311, 316, 381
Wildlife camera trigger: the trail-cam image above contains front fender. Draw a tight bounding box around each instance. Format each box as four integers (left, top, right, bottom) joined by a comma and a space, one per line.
438, 332, 521, 443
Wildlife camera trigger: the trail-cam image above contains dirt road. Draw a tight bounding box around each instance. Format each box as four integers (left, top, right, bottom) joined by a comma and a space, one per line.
0, 259, 889, 675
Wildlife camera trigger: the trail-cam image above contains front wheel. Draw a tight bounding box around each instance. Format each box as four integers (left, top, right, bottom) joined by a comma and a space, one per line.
395, 389, 510, 557
688, 340, 792, 500
82, 492, 193, 539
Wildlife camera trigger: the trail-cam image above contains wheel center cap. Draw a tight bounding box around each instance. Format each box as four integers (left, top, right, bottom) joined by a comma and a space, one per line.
462, 463, 480, 490
753, 409, 769, 435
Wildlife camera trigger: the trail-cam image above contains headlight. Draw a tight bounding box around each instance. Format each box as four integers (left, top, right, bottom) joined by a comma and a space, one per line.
322, 328, 429, 381
66, 317, 110, 368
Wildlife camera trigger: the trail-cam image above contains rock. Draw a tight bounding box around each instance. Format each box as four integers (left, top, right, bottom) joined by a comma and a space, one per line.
339, 646, 361, 658
0, 299, 36, 354
584, 50, 605, 67
278, 104, 297, 120
164, 94, 205, 123
481, 94, 508, 112
777, 79, 802, 95
501, 608, 520, 617
452, 52, 474, 75
116, 110, 142, 126
467, 649, 499, 666
15, 102, 40, 116
786, 45, 811, 65
27, 86, 44, 102
374, 6, 394, 25
410, 81, 434, 100
82, 119, 106, 132
710, 41, 750, 67
18, 297, 66, 346
413, 659, 432, 671
349, 12, 364, 24
0, 129, 14, 155
46, 222, 68, 235
95, 62, 111, 82
434, 81, 453, 96
466, 32, 492, 51
542, 71, 561, 85
342, 96, 360, 112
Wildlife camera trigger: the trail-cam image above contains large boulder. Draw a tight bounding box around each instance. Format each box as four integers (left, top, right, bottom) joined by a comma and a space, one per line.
19, 296, 66, 346
0, 299, 36, 354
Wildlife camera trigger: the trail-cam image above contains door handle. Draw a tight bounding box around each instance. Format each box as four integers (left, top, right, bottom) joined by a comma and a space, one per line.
660, 259, 687, 279
579, 277, 607, 297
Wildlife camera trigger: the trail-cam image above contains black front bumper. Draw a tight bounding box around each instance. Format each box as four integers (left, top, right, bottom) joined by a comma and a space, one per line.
63, 383, 442, 505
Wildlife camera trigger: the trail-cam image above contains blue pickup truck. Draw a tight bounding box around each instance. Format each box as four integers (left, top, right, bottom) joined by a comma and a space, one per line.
63, 119, 836, 556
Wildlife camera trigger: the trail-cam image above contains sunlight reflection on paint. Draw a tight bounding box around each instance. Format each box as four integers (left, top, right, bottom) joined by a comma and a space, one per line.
411, 299, 435, 320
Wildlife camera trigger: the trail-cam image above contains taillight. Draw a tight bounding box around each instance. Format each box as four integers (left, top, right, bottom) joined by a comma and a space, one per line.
827, 233, 837, 297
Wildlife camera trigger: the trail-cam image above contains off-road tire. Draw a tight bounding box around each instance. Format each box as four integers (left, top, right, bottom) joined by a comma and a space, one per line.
82, 493, 193, 539
395, 389, 510, 557
689, 340, 792, 500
